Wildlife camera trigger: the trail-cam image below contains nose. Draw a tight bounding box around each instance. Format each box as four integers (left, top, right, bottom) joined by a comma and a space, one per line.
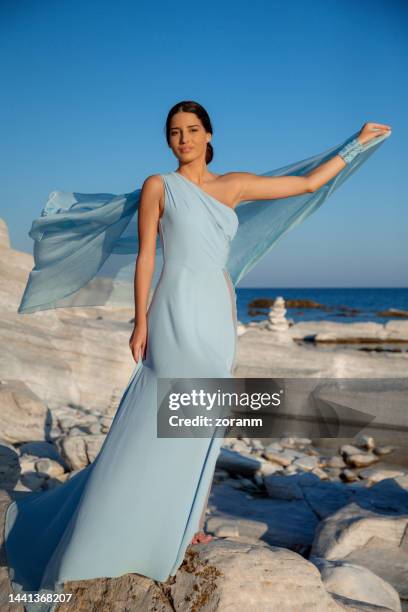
179, 132, 191, 144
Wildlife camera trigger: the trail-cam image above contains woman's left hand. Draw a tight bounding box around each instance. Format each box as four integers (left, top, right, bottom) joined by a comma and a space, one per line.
358, 122, 392, 145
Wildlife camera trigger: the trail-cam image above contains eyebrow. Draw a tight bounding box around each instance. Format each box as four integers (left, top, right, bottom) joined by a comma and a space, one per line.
170, 125, 200, 129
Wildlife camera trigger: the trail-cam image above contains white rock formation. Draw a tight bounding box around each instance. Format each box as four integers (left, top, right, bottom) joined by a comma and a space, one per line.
0, 380, 49, 443
0, 217, 137, 413
311, 557, 402, 612
266, 296, 292, 344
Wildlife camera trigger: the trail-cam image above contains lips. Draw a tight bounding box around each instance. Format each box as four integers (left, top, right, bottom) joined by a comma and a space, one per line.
180, 148, 192, 152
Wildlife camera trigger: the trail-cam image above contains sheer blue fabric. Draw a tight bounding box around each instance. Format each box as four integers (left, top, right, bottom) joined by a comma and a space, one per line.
17, 130, 390, 314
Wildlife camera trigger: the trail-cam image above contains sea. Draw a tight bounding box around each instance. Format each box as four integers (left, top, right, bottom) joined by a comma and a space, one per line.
235, 287, 408, 325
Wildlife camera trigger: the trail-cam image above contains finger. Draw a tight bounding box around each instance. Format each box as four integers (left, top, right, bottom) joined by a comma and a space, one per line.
368, 123, 391, 130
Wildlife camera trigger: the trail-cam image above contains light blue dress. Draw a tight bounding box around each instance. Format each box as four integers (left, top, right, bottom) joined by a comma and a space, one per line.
4, 171, 239, 609
3, 131, 390, 611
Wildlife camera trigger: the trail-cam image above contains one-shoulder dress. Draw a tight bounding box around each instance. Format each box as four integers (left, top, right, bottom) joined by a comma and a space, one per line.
4, 171, 240, 606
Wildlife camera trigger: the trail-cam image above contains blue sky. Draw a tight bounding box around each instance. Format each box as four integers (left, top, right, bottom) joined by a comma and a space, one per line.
1, 0, 406, 287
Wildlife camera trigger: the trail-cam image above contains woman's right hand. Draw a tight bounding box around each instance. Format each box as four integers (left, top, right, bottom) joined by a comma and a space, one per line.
357, 122, 391, 145
129, 323, 147, 363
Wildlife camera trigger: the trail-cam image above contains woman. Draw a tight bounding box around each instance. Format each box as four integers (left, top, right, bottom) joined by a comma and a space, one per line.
4, 100, 391, 609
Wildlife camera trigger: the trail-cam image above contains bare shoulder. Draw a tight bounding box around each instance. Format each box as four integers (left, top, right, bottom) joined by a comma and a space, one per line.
141, 174, 164, 197
139, 174, 165, 219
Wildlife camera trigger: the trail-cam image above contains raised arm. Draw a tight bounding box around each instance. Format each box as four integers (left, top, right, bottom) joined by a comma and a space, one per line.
234, 122, 392, 202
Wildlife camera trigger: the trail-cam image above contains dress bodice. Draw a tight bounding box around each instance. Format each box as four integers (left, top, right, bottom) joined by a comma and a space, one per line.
160, 172, 238, 272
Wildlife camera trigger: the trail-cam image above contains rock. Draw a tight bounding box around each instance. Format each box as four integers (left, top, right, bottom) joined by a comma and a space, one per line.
285, 299, 326, 309
19, 454, 38, 473
355, 477, 408, 513
13, 479, 33, 492
214, 521, 240, 538
259, 461, 284, 476
216, 447, 261, 477
83, 435, 105, 463
170, 540, 342, 611
304, 447, 320, 456
234, 477, 259, 492
384, 320, 408, 340
284, 464, 299, 475
0, 218, 10, 249
54, 540, 345, 611
293, 455, 319, 471
240, 437, 251, 446
88, 422, 102, 435
327, 456, 347, 469
341, 469, 360, 483
339, 536, 408, 604
253, 473, 264, 487
266, 296, 292, 343
325, 467, 343, 481
263, 448, 300, 467
345, 453, 379, 468
280, 437, 312, 448
21, 472, 46, 491
355, 435, 375, 451
35, 458, 65, 479
236, 317, 408, 379
230, 440, 252, 454
58, 573, 173, 612
236, 322, 248, 336
264, 474, 304, 501
59, 436, 88, 470
69, 426, 89, 436
311, 557, 402, 612
208, 481, 318, 552
0, 380, 49, 444
0, 220, 136, 414
0, 443, 20, 490
264, 441, 284, 452
358, 467, 406, 485
379, 308, 408, 318
394, 474, 408, 491
250, 439, 264, 451
100, 416, 113, 433
57, 434, 105, 470
311, 502, 408, 561
340, 444, 364, 456
374, 445, 395, 456
19, 441, 64, 464
311, 467, 329, 480
299, 478, 353, 520
312, 322, 384, 342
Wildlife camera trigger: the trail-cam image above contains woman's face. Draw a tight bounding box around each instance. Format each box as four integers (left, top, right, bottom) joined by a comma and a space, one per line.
169, 112, 210, 163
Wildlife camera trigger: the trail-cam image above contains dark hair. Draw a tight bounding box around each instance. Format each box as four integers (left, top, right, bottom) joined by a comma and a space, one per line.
165, 100, 214, 164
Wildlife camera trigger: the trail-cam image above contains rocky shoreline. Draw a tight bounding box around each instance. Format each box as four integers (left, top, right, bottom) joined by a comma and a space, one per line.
1, 430, 408, 611
1, 217, 408, 610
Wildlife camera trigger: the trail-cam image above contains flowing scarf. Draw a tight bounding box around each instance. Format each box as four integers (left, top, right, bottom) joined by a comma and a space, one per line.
17, 130, 390, 314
